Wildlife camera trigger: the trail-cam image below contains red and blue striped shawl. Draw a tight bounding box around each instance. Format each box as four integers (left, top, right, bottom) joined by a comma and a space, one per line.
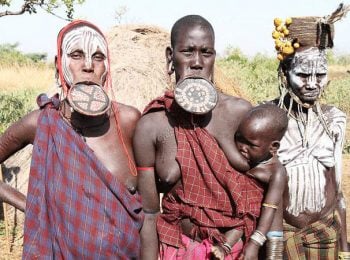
23, 98, 143, 259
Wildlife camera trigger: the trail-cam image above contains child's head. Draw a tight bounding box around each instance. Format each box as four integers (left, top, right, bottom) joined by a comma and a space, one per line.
235, 104, 288, 167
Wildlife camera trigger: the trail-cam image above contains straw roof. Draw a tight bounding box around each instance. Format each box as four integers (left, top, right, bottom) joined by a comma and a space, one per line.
106, 24, 172, 111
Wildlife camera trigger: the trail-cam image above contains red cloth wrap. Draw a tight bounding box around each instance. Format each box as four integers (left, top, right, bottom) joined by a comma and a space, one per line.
143, 91, 264, 248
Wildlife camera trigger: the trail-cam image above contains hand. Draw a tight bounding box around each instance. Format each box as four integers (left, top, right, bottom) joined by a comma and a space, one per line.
238, 242, 259, 260
211, 245, 225, 260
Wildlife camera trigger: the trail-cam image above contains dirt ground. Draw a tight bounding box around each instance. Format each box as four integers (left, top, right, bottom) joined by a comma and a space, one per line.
1, 156, 350, 259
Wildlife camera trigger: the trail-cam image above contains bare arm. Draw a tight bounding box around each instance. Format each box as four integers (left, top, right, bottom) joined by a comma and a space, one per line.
0, 181, 26, 212
133, 114, 160, 260
253, 165, 286, 234
242, 164, 287, 259
212, 228, 243, 260
215, 95, 252, 172
0, 110, 40, 211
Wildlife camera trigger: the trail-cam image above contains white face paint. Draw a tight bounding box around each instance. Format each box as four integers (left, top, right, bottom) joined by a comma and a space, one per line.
288, 47, 328, 104
61, 26, 108, 87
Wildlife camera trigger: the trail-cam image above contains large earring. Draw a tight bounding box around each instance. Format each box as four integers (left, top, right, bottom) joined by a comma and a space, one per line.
168, 61, 174, 75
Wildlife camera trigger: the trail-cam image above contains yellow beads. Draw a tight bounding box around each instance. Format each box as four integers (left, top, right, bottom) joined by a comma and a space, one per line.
272, 17, 299, 60
274, 18, 283, 27
285, 17, 293, 25
293, 42, 300, 48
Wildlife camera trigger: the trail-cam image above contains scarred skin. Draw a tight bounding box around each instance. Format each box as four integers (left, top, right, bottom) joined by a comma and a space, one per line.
134, 21, 252, 260
280, 99, 348, 251
0, 24, 139, 213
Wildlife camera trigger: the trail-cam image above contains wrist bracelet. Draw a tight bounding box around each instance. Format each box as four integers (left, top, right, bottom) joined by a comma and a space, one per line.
250, 230, 267, 246
222, 242, 232, 253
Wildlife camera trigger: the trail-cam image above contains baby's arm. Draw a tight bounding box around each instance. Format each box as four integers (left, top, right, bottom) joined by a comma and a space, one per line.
241, 163, 287, 259
211, 229, 243, 260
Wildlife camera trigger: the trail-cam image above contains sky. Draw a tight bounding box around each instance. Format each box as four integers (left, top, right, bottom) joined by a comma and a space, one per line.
1, 0, 350, 60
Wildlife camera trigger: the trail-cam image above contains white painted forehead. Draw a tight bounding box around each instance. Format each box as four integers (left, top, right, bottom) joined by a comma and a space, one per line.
61, 26, 108, 56
291, 47, 327, 72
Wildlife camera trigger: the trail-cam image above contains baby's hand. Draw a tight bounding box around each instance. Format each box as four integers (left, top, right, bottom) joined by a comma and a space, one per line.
211, 245, 225, 260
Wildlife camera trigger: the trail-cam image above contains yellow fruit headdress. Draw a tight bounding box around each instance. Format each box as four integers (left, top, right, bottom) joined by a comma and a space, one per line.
272, 3, 350, 60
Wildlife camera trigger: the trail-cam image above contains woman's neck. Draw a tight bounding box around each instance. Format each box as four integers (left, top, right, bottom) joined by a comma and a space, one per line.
60, 100, 110, 137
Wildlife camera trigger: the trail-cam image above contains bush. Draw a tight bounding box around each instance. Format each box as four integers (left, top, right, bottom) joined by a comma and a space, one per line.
0, 91, 35, 134
0, 43, 47, 66
218, 48, 280, 104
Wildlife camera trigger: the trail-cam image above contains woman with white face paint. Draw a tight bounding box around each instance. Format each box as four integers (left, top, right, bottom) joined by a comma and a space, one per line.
0, 20, 144, 258
269, 5, 350, 260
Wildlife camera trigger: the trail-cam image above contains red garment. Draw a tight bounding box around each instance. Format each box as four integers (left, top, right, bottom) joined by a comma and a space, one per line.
144, 91, 264, 248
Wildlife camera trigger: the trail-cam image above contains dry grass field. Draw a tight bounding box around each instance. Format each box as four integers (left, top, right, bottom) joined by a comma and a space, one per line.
0, 65, 54, 94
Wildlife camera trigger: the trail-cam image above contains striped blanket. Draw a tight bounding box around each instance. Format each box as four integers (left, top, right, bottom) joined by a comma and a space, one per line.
284, 212, 341, 259
23, 96, 144, 259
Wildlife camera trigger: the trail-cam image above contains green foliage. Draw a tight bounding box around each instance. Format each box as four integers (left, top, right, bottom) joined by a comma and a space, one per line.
0, 91, 35, 134
344, 141, 350, 154
0, 43, 47, 65
26, 53, 47, 63
218, 48, 280, 104
43, 0, 85, 20
0, 0, 85, 20
223, 47, 249, 65
323, 77, 350, 114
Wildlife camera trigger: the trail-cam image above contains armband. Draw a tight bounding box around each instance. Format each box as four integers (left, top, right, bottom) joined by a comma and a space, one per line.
262, 203, 278, 209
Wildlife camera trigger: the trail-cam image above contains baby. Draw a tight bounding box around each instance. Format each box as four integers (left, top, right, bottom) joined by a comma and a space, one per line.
212, 103, 288, 260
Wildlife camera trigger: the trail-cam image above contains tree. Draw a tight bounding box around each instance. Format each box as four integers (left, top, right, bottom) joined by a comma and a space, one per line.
0, 0, 85, 20
114, 5, 128, 25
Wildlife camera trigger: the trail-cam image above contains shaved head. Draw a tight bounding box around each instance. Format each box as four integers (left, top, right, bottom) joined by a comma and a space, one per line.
246, 104, 288, 141
170, 15, 215, 48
